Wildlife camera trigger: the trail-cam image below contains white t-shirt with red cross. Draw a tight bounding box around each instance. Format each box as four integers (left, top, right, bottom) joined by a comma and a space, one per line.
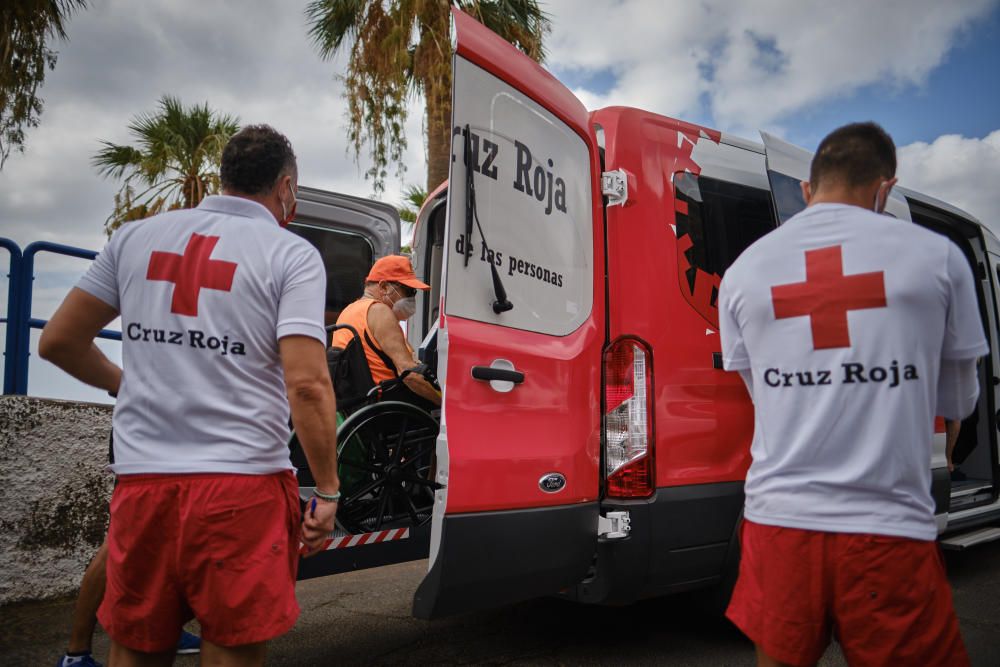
77, 195, 327, 475
719, 203, 988, 541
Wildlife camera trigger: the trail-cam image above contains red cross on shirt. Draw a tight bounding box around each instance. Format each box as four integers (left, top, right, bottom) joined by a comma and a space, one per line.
146, 234, 237, 317
771, 245, 886, 349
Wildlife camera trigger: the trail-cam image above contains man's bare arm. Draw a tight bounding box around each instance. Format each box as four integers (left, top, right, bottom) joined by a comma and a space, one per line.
280, 335, 339, 554
367, 303, 441, 405
39, 288, 122, 394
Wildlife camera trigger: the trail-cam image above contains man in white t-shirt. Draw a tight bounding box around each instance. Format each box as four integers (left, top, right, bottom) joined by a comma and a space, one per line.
40, 125, 340, 666
719, 122, 985, 667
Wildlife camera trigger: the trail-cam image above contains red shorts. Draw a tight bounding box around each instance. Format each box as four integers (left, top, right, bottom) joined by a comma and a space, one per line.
98, 471, 301, 652
726, 520, 968, 667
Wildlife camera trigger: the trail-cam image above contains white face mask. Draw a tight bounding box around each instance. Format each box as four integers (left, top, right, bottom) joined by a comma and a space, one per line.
384, 283, 417, 320
392, 296, 417, 320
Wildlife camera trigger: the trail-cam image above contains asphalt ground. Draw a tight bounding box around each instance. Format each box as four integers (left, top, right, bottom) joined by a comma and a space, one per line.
3, 539, 998, 666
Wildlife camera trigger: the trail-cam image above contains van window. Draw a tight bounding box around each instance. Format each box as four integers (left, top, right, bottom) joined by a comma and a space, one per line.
444, 58, 594, 336
768, 170, 807, 223
673, 173, 776, 326
289, 223, 374, 325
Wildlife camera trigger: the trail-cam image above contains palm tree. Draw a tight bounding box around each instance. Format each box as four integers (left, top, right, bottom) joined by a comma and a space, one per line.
305, 0, 549, 195
1, 0, 88, 168
397, 183, 428, 252
92, 95, 240, 235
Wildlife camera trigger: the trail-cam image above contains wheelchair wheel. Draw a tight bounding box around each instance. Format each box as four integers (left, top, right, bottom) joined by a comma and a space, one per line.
334, 401, 440, 535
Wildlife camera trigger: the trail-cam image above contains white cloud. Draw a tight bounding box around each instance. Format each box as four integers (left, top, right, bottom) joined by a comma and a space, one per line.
898, 130, 1000, 236
546, 0, 997, 137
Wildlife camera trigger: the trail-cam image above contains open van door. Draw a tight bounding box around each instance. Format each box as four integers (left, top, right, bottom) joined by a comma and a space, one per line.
289, 186, 400, 325
759, 131, 912, 223
413, 9, 605, 618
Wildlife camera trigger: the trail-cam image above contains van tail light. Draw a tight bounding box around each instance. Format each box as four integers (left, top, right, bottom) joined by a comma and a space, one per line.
603, 338, 654, 498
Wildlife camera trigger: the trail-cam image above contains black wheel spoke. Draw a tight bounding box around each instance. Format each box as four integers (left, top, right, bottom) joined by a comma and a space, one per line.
399, 472, 435, 485
345, 476, 385, 502
392, 418, 409, 462
373, 486, 391, 531
404, 492, 422, 522
399, 444, 435, 469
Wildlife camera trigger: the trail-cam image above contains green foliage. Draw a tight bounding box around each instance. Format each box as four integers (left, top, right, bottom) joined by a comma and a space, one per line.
398, 183, 427, 249
0, 0, 88, 169
92, 95, 240, 236
305, 0, 550, 194
398, 183, 427, 223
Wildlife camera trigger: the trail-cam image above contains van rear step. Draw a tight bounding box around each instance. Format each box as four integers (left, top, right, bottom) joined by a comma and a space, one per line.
949, 481, 993, 511
940, 526, 1000, 550
297, 523, 432, 580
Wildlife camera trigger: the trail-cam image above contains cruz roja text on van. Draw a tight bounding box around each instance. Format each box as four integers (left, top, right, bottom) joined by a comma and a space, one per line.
126, 322, 246, 356
763, 361, 919, 388
454, 126, 568, 216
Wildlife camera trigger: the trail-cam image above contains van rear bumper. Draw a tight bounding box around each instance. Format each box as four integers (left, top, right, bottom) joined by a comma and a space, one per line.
564, 481, 745, 606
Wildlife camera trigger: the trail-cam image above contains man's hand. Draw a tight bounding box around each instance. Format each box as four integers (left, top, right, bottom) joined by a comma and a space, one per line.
301, 497, 338, 557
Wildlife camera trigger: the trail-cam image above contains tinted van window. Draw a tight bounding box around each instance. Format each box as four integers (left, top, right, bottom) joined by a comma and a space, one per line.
289, 223, 374, 325
768, 170, 807, 223
674, 173, 776, 326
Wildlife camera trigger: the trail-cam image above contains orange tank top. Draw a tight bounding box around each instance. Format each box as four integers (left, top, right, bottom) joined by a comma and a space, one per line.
332, 298, 412, 385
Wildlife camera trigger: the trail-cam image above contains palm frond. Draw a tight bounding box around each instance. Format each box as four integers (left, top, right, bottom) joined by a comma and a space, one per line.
94, 94, 240, 236
305, 0, 371, 60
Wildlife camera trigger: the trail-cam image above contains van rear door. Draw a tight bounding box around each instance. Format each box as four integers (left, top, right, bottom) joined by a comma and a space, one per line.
413, 9, 605, 618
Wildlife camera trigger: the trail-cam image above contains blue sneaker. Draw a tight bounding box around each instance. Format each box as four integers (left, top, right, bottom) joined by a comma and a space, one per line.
56, 654, 103, 667
176, 630, 201, 655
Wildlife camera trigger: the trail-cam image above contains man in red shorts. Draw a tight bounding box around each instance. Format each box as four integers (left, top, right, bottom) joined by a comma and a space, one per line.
718, 122, 986, 666
40, 124, 339, 666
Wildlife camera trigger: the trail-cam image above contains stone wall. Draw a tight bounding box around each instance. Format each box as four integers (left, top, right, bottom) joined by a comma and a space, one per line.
0, 396, 113, 604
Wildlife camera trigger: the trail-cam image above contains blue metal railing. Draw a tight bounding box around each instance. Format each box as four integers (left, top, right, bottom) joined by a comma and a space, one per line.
1, 238, 23, 394
2, 239, 121, 395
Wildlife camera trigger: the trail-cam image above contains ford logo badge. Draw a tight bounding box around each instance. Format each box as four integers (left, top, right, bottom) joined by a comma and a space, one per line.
539, 473, 566, 493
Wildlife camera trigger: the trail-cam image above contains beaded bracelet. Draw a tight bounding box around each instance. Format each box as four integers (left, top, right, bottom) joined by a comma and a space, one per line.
313, 488, 341, 503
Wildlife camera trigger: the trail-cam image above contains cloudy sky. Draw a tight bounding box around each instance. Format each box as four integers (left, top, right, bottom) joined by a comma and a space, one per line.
2, 0, 999, 401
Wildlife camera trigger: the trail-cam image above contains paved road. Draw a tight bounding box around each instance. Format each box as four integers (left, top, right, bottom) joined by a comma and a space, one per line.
4, 539, 999, 665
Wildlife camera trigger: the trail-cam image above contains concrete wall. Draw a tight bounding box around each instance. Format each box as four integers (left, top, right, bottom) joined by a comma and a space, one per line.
0, 396, 113, 605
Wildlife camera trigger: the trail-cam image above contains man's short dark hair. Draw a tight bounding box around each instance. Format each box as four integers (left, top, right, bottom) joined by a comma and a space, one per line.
809, 122, 896, 191
220, 124, 297, 195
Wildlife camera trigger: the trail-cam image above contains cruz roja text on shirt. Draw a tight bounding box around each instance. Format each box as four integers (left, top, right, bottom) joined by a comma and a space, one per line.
763, 360, 919, 388
126, 322, 246, 357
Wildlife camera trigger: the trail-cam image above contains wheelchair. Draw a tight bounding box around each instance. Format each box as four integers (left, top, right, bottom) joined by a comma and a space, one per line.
288, 324, 442, 535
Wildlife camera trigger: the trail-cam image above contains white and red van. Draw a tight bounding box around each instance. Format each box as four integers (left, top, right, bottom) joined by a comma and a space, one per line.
288, 9, 1000, 619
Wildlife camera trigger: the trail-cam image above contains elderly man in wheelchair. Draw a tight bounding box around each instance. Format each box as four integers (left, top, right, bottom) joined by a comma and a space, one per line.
289, 256, 442, 535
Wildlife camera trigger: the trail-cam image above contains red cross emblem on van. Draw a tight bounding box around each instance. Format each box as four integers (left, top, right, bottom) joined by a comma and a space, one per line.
146, 234, 237, 317
771, 245, 886, 349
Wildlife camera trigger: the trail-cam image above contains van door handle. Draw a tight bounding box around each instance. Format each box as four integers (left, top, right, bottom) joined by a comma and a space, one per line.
471, 366, 525, 384
472, 361, 523, 394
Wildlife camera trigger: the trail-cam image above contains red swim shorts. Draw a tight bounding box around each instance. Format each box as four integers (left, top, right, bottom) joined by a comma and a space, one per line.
726, 520, 968, 667
98, 471, 301, 652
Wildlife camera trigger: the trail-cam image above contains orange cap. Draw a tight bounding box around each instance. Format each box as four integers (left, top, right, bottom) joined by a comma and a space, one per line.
366, 255, 430, 290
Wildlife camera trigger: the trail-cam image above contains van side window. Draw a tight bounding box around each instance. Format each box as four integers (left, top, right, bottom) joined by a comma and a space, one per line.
289, 223, 374, 325
768, 171, 807, 223
673, 173, 776, 327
